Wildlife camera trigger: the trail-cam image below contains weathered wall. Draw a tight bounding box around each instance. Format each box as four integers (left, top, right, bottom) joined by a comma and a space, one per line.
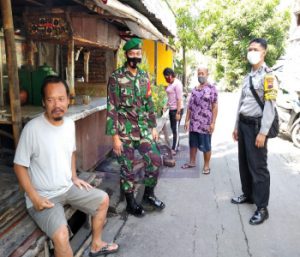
74, 48, 106, 83
75, 110, 112, 171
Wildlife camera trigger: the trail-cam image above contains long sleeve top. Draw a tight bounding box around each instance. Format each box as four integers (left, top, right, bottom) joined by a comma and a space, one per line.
106, 65, 157, 140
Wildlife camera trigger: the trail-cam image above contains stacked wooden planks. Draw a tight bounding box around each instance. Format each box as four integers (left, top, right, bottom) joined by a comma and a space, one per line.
0, 167, 101, 257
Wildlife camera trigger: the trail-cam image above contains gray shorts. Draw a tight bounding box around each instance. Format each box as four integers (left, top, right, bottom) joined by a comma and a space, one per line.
27, 185, 107, 238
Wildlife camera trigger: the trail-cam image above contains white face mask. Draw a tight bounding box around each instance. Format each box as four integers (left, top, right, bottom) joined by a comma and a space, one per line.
247, 51, 261, 65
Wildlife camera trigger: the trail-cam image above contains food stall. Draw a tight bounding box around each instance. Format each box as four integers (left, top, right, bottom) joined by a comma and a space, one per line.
0, 1, 177, 256
1, 6, 121, 170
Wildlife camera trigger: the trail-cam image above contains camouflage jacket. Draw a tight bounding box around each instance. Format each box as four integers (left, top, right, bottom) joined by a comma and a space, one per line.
106, 65, 157, 140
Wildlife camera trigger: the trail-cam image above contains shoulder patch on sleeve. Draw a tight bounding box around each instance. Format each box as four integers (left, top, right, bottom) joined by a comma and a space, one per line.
264, 73, 278, 101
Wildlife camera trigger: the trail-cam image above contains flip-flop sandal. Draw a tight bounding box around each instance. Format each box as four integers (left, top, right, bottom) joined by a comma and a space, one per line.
202, 168, 211, 175
181, 163, 196, 169
89, 243, 119, 256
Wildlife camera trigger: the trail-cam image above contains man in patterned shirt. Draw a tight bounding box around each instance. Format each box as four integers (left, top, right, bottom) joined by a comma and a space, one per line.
106, 38, 165, 217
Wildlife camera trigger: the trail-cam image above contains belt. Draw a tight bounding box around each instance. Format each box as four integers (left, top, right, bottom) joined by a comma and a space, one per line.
239, 114, 261, 125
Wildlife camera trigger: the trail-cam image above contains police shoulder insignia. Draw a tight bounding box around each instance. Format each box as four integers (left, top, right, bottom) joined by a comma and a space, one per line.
264, 73, 278, 101
264, 74, 275, 89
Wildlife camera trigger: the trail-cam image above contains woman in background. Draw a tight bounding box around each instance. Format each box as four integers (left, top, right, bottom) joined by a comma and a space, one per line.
163, 68, 184, 155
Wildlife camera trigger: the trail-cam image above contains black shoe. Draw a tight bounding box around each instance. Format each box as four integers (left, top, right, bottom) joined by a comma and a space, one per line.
143, 187, 165, 210
249, 208, 269, 225
125, 192, 145, 217
231, 194, 253, 204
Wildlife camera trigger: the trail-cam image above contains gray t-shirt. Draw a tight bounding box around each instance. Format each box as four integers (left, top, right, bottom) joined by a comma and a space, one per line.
14, 114, 76, 208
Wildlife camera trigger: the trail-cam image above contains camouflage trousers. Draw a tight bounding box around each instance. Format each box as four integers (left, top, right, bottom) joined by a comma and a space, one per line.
117, 137, 161, 193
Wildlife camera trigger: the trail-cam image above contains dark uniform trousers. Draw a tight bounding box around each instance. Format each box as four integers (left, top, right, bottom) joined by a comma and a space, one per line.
169, 109, 184, 151
238, 115, 270, 208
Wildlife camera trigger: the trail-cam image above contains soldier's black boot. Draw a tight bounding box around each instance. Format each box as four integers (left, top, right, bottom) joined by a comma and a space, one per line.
143, 187, 165, 210
125, 192, 145, 217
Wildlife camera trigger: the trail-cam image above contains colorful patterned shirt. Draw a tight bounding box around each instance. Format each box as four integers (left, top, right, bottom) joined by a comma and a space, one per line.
106, 65, 157, 140
188, 83, 218, 134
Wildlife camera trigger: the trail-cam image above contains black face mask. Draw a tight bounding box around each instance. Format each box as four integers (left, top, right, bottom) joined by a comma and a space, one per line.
126, 57, 142, 69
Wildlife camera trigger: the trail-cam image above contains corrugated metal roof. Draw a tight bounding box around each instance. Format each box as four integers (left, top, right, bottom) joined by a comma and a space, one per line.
92, 0, 168, 42
118, 0, 177, 37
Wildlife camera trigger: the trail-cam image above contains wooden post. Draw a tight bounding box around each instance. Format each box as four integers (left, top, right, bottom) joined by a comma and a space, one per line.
0, 0, 22, 146
67, 38, 75, 103
83, 51, 90, 83
0, 42, 4, 107
27, 39, 35, 68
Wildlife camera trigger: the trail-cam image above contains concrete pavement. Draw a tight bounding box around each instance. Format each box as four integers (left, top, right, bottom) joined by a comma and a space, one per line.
89, 92, 300, 257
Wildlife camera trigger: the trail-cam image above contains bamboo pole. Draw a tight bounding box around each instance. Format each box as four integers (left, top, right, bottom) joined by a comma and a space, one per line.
0, 0, 22, 146
83, 51, 90, 83
0, 42, 4, 107
27, 39, 34, 68
67, 38, 75, 104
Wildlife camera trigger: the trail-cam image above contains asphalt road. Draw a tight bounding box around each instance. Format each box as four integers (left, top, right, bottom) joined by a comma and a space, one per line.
100, 92, 300, 257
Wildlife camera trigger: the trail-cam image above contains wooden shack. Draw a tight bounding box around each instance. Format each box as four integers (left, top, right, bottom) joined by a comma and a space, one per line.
0, 0, 176, 256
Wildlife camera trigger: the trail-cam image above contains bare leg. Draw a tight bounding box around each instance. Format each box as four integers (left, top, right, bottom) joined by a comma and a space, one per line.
190, 147, 198, 165
90, 194, 118, 252
52, 225, 73, 257
90, 194, 108, 250
203, 151, 211, 170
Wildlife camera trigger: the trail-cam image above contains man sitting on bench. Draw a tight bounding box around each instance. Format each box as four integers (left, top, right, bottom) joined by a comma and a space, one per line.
13, 76, 118, 257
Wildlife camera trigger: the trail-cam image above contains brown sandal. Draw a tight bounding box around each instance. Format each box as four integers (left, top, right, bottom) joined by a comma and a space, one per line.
202, 168, 210, 175
181, 163, 196, 169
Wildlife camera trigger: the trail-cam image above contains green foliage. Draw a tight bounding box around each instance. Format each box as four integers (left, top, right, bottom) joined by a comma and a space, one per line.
139, 55, 152, 76
172, 0, 291, 91
174, 58, 183, 77
176, 7, 199, 50
151, 84, 167, 117
173, 53, 198, 88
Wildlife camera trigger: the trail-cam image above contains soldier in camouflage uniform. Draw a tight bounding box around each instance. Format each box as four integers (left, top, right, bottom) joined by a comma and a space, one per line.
106, 38, 165, 216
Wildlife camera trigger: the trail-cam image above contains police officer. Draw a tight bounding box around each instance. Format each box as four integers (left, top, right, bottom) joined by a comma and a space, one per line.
106, 38, 165, 217
231, 38, 277, 225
